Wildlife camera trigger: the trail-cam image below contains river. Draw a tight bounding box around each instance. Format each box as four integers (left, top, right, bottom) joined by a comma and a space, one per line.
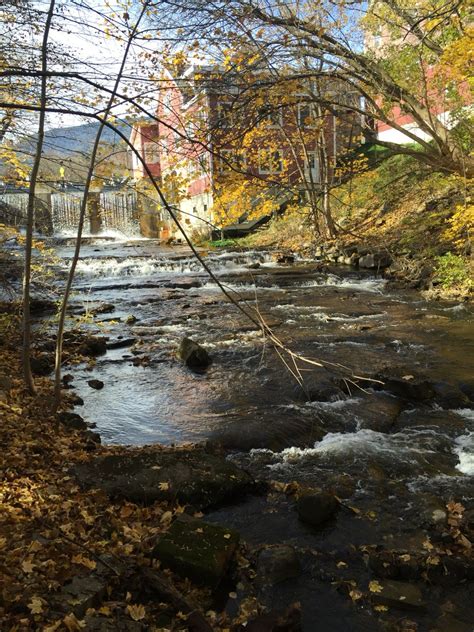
55, 237, 474, 630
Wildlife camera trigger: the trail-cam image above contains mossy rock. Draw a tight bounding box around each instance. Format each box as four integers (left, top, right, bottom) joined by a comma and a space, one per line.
153, 516, 240, 587
72, 449, 254, 508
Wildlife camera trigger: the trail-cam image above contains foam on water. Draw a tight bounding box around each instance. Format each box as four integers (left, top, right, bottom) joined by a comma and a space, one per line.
260, 428, 440, 468
454, 432, 474, 475
301, 274, 387, 293
73, 251, 273, 279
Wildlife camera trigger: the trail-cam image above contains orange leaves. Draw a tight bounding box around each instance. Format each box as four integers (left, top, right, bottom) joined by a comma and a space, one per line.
71, 554, 97, 570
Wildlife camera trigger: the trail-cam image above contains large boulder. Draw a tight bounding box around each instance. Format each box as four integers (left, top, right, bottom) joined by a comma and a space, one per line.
152, 516, 239, 587
71, 449, 254, 508
177, 337, 211, 370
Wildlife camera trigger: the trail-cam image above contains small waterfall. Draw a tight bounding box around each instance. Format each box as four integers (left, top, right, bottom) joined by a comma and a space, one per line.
0, 193, 29, 224
100, 190, 139, 236
51, 191, 83, 234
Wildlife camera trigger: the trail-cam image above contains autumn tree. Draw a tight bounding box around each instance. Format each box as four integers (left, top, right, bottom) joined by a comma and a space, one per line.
147, 0, 472, 177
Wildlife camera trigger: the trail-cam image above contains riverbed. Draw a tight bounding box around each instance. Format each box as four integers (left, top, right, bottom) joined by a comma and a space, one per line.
55, 237, 474, 630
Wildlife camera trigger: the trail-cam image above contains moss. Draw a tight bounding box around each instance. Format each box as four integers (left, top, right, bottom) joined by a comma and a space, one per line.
153, 517, 240, 587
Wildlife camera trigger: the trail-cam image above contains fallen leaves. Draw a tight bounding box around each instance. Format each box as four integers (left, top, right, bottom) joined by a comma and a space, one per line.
368, 580, 383, 593
71, 554, 97, 570
127, 603, 146, 621
22, 559, 36, 573
27, 596, 44, 614
63, 613, 86, 630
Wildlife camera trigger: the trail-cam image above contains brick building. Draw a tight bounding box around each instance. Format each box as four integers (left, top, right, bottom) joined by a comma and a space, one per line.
130, 64, 363, 236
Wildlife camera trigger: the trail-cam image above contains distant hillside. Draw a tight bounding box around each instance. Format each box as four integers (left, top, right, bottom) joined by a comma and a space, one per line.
21, 121, 132, 158
1, 121, 135, 183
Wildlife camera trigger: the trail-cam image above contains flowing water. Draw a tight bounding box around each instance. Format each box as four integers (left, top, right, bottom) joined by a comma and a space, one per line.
53, 238, 474, 630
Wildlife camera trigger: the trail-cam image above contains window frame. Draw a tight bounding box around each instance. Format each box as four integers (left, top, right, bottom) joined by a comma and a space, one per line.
297, 102, 318, 128
258, 149, 283, 175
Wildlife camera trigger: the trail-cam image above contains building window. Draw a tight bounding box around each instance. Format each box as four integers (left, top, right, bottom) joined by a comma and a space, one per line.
298, 103, 317, 128
258, 150, 283, 175
217, 102, 234, 128
260, 106, 283, 128
304, 151, 320, 182
217, 149, 247, 173
143, 141, 159, 164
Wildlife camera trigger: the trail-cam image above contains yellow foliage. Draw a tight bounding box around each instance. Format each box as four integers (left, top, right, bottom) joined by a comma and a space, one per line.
444, 203, 474, 247
212, 175, 277, 226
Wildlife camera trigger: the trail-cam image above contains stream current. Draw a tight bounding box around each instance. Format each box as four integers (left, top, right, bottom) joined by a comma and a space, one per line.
56, 238, 474, 630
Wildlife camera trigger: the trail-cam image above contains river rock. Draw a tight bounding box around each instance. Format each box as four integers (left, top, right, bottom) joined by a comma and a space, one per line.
431, 381, 470, 409
376, 371, 435, 402
51, 556, 124, 618
368, 550, 421, 581
78, 336, 107, 357
164, 278, 201, 290
106, 337, 136, 350
29, 297, 58, 314
71, 449, 254, 508
257, 545, 301, 585
30, 353, 54, 376
296, 491, 340, 527
352, 393, 403, 432
88, 379, 104, 390
370, 579, 425, 611
91, 303, 115, 315
152, 516, 239, 587
177, 337, 211, 369
358, 252, 392, 269
58, 411, 88, 431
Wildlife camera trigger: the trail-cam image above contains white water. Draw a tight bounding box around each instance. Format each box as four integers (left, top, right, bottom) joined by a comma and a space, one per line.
453, 409, 474, 475
73, 251, 274, 278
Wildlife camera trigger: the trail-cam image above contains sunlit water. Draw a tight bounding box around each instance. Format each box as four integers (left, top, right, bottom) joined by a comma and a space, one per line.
51, 239, 474, 500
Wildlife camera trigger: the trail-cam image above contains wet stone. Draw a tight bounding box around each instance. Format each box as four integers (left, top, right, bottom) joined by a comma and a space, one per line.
370, 580, 425, 611
177, 337, 211, 370
152, 516, 239, 587
78, 336, 107, 357
30, 353, 54, 376
164, 278, 202, 290
106, 337, 136, 350
91, 303, 115, 315
58, 411, 88, 431
71, 449, 254, 508
256, 544, 301, 585
88, 379, 104, 390
242, 603, 302, 632
296, 492, 340, 527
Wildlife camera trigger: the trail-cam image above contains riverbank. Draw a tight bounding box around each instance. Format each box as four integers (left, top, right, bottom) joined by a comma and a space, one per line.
223, 155, 473, 301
